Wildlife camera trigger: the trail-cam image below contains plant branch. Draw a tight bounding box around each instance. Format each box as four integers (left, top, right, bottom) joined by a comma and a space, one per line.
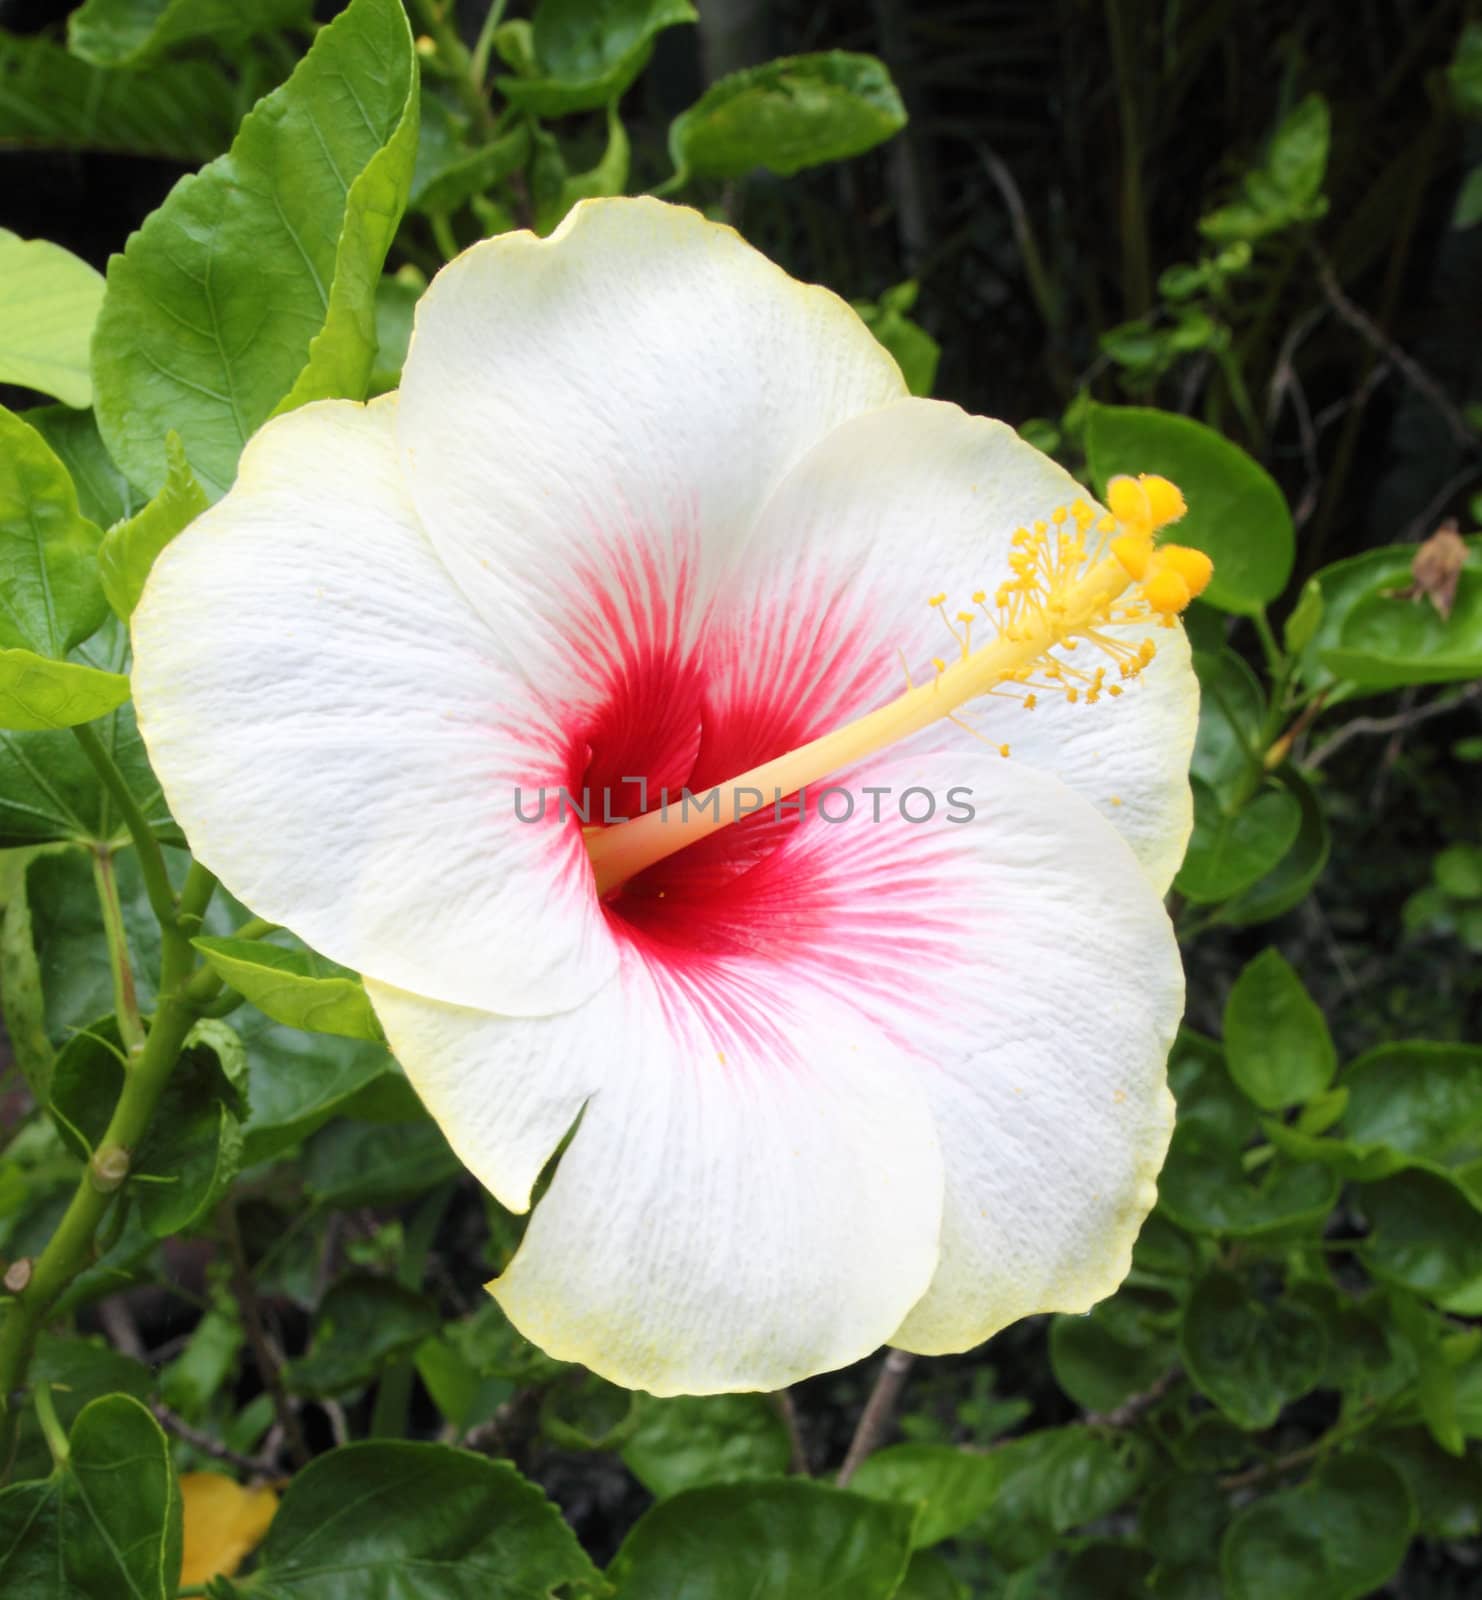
837, 1349, 915, 1485
1085, 1366, 1183, 1429
72, 723, 177, 936
1304, 683, 1482, 770
407, 0, 496, 135
91, 846, 145, 1056
772, 1389, 811, 1476
152, 1402, 276, 1478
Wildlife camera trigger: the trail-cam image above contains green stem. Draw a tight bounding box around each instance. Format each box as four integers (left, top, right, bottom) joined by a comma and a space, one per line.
469, 0, 510, 87
71, 724, 177, 937
431, 211, 461, 263
407, 0, 495, 134
91, 847, 145, 1057
1104, 0, 1150, 316
0, 991, 199, 1477
33, 1386, 69, 1466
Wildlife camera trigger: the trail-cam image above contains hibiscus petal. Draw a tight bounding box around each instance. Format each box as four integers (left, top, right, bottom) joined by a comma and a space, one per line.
720, 397, 1199, 889
131, 398, 615, 1015
395, 197, 906, 716
368, 958, 944, 1396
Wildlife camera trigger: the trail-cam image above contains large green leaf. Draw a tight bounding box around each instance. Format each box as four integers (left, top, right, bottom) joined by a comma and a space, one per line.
302, 1115, 460, 1207
23, 406, 142, 528
1086, 404, 1295, 615
1360, 1168, 1482, 1308
1048, 1292, 1178, 1414
0, 1394, 181, 1599
621, 1394, 791, 1500
193, 934, 382, 1040
495, 0, 697, 117
669, 52, 907, 181
1223, 948, 1335, 1110
0, 32, 237, 161
850, 1443, 1006, 1549
1179, 1270, 1326, 1428
0, 406, 107, 658
96, 432, 206, 619
1299, 535, 1482, 695
1159, 1122, 1338, 1237
0, 232, 105, 408
1175, 776, 1301, 904
608, 1480, 916, 1599
1220, 1454, 1412, 1600
68, 0, 310, 69
0, 649, 129, 732
91, 0, 419, 497
1219, 767, 1329, 927
234, 1442, 601, 1598
1345, 1043, 1482, 1165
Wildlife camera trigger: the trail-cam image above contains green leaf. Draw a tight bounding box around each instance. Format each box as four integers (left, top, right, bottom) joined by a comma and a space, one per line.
541, 1370, 642, 1452
1085, 404, 1295, 614
496, 0, 696, 117
1188, 649, 1265, 800
1379, 1427, 1482, 1538
854, 283, 940, 397
1161, 1127, 1338, 1237
0, 405, 107, 658
893, 1550, 964, 1600
409, 96, 530, 215
1220, 1453, 1412, 1600
1049, 1293, 1178, 1414
608, 1480, 916, 1599
0, 32, 237, 162
0, 1393, 181, 1600
23, 405, 142, 528
369, 269, 424, 395
1345, 1042, 1482, 1168
68, 0, 310, 69
1360, 1168, 1482, 1308
1435, 843, 1482, 898
669, 52, 907, 181
850, 1443, 1006, 1549
1219, 768, 1330, 927
193, 935, 383, 1040
0, 232, 105, 408
1139, 1474, 1228, 1569
622, 1394, 790, 1499
1180, 1271, 1326, 1427
239, 1441, 602, 1597
1282, 578, 1324, 654
1175, 777, 1301, 904
285, 1274, 440, 1397
6, 1334, 153, 1483
532, 105, 630, 235
413, 1335, 512, 1432
1449, 21, 1482, 117
1299, 535, 1482, 695
1455, 163, 1482, 229
97, 433, 206, 619
0, 650, 129, 731
91, 0, 419, 498
1223, 949, 1336, 1109
303, 1115, 460, 1207
1198, 94, 1330, 245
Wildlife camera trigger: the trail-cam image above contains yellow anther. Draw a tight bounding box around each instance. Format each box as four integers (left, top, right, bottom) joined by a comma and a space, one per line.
956, 611, 975, 624
1138, 639, 1157, 664
932, 657, 946, 674
1111, 533, 1153, 579
1033, 519, 1047, 534
1023, 693, 1037, 710
972, 590, 986, 605
1051, 506, 1068, 525
1097, 515, 1116, 533
1141, 474, 1187, 530
999, 744, 1010, 758
928, 592, 947, 608
1156, 542, 1213, 599
1144, 569, 1192, 615
1066, 687, 1079, 704
1106, 475, 1151, 527
1107, 683, 1123, 697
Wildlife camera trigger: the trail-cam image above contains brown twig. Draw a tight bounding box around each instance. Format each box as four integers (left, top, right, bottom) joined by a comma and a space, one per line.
837, 1348, 916, 1485
152, 1402, 275, 1478
1084, 1366, 1183, 1430
1313, 251, 1478, 451
1304, 683, 1482, 771
771, 1389, 811, 1476
221, 1204, 310, 1468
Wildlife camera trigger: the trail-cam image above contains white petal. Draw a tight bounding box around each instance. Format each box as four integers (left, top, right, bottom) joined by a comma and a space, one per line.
370, 956, 944, 1396
395, 197, 906, 712
131, 398, 616, 1015
724, 397, 1199, 888
868, 753, 1182, 1353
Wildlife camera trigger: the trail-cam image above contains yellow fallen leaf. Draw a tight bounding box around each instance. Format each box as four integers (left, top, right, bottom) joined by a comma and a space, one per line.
179, 1472, 279, 1586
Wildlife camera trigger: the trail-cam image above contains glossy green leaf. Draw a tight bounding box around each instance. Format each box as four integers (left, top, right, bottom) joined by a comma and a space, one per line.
410, 97, 530, 215
1086, 404, 1294, 614
0, 1393, 181, 1599
92, 0, 419, 498
1220, 1453, 1412, 1600
1199, 94, 1330, 245
854, 283, 940, 397
622, 1394, 790, 1499
97, 432, 206, 619
1346, 1042, 1482, 1166
0, 231, 105, 408
1139, 1474, 1228, 1568
542, 1370, 642, 1452
0, 405, 107, 658
1223, 948, 1336, 1109
303, 1115, 459, 1207
413, 1334, 513, 1431
23, 406, 140, 530
0, 650, 129, 731
369, 269, 424, 395
1219, 767, 1330, 926
285, 1274, 440, 1396
238, 1441, 602, 1597
532, 105, 630, 234
851, 1443, 1006, 1548
1360, 1168, 1482, 1307
1282, 577, 1324, 654
608, 1480, 916, 1599
1175, 777, 1301, 903
496, 0, 696, 117
1380, 1427, 1482, 1538
1049, 1293, 1178, 1413
1299, 535, 1482, 695
68, 0, 309, 69
670, 51, 907, 180
193, 935, 383, 1040
1180, 1270, 1326, 1427
1188, 649, 1264, 800
894, 1550, 964, 1600
1160, 1123, 1338, 1237
5, 1335, 154, 1484
0, 32, 236, 162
